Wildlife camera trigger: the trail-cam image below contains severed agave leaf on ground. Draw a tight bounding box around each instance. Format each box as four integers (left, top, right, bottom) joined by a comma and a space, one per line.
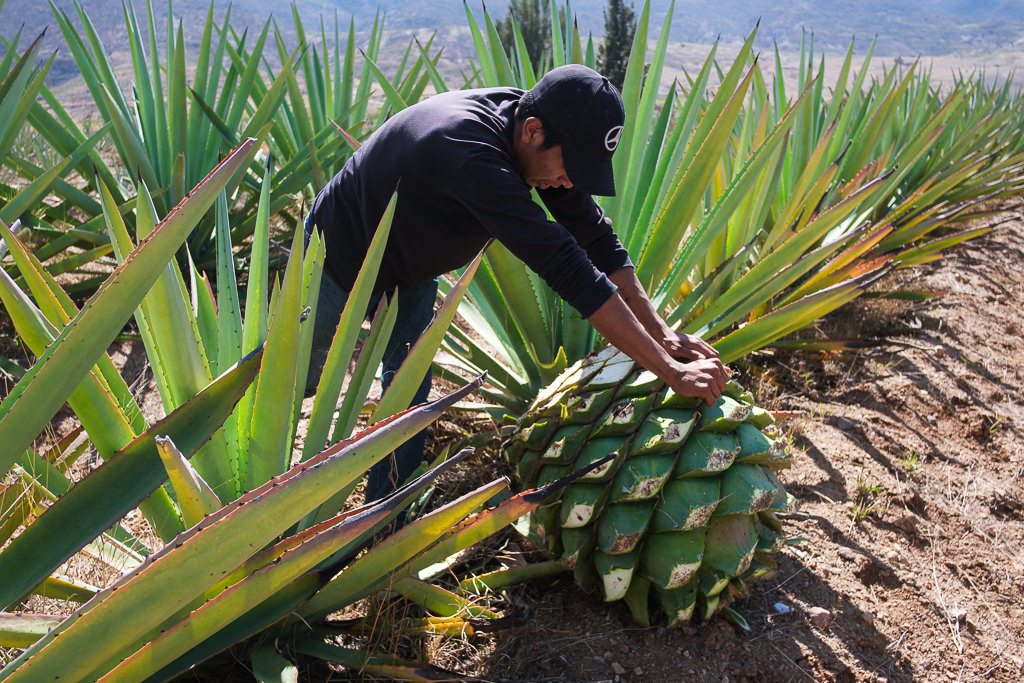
505, 347, 791, 625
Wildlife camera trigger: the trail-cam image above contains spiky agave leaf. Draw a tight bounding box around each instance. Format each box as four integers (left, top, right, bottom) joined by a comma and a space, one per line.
505, 348, 791, 624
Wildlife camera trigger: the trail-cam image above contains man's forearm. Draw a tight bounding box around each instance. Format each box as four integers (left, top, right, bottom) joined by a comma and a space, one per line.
586, 292, 676, 381
608, 266, 673, 340
587, 283, 729, 406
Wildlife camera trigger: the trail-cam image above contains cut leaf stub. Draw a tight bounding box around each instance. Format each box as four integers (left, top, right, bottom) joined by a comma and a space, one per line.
504, 347, 791, 625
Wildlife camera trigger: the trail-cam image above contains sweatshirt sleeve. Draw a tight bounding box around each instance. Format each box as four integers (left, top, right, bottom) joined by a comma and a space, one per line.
449, 157, 620, 318
538, 186, 634, 276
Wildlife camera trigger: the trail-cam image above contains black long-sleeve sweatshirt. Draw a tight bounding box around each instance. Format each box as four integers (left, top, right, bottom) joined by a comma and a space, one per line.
309, 87, 632, 318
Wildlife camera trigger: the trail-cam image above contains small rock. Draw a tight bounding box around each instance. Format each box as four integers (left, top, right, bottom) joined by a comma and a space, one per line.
593, 655, 606, 665
603, 651, 614, 661
951, 608, 968, 623
611, 662, 626, 675
893, 514, 920, 534
837, 417, 855, 431
884, 549, 899, 564
634, 667, 643, 676
862, 611, 876, 626
876, 677, 889, 683
838, 547, 860, 562
620, 644, 630, 654
807, 606, 832, 628
773, 602, 792, 614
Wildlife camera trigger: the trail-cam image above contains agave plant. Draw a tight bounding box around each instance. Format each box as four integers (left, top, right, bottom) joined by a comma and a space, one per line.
0, 133, 567, 678
418, 0, 1024, 624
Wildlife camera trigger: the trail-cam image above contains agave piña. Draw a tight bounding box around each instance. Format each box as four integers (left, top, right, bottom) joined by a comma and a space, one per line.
506, 349, 789, 624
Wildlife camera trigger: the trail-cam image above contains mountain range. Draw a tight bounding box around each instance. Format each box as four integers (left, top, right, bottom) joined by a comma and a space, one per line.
3, 0, 1024, 87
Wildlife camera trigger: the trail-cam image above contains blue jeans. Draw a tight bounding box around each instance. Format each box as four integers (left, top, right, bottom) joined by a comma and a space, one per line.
304, 217, 437, 503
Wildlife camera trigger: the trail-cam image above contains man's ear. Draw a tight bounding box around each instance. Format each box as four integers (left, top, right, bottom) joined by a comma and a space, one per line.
521, 116, 545, 144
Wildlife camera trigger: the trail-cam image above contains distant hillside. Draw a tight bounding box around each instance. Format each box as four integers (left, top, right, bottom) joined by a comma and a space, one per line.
3, 0, 1024, 88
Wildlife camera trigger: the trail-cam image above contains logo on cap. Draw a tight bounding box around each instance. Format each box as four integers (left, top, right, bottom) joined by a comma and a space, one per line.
604, 125, 624, 152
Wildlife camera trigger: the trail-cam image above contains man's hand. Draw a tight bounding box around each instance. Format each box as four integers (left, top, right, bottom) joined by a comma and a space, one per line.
668, 357, 731, 406
660, 331, 719, 361
588, 272, 730, 407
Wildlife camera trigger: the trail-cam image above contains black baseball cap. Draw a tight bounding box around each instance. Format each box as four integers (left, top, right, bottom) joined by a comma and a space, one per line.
522, 64, 625, 196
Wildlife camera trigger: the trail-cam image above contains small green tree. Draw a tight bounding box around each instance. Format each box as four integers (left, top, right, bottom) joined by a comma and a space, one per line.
496, 0, 551, 72
598, 0, 637, 89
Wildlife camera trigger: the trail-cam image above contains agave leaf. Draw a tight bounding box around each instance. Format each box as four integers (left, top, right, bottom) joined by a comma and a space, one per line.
0, 347, 263, 611
714, 269, 886, 364
108, 179, 213, 411
93, 451, 466, 681
251, 643, 298, 683
138, 450, 477, 682
0, 614, 62, 650
29, 576, 98, 605
0, 223, 182, 539
155, 436, 223, 529
362, 50, 408, 113
244, 225, 306, 491
328, 297, 397, 447
299, 476, 509, 620
637, 57, 759, 289
372, 246, 484, 422
458, 560, 567, 593
0, 31, 51, 159
292, 637, 458, 681
388, 576, 499, 619
304, 190, 397, 458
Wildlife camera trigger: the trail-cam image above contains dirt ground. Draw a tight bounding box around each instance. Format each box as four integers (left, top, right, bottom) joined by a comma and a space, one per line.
430, 202, 1023, 682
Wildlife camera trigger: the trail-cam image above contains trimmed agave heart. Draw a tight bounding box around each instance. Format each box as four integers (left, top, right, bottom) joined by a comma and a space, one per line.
504, 347, 791, 625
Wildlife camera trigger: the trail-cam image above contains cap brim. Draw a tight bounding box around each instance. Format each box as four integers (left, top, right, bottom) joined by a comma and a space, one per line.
562, 143, 616, 197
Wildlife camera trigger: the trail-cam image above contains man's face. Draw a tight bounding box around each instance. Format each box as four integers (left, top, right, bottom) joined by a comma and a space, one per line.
514, 117, 573, 190
520, 144, 573, 190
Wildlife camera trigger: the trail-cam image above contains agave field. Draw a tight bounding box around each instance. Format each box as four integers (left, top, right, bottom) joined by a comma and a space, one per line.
2, 0, 1023, 679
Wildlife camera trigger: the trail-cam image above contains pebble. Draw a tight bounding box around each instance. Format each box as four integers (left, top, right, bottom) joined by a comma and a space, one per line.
611, 662, 626, 675
862, 611, 876, 626
951, 608, 968, 623
884, 549, 900, 564
774, 602, 792, 614
893, 514, 919, 534
634, 667, 643, 676
807, 606, 832, 628
838, 546, 860, 562
593, 655, 606, 665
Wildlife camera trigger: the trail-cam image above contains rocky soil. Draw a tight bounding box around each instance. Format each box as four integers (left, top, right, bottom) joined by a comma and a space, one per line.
441, 201, 1024, 682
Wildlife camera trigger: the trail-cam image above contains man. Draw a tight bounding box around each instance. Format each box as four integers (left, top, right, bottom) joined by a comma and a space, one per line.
306, 64, 730, 502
